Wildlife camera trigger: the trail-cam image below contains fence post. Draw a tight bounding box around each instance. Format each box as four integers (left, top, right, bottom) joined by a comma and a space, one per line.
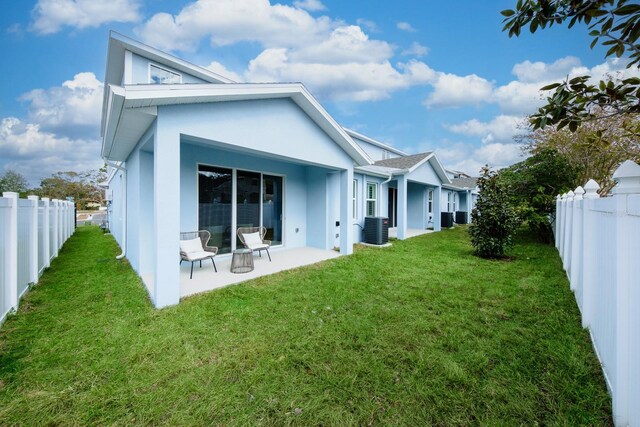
27, 195, 39, 284
42, 198, 50, 269
3, 192, 19, 311
569, 186, 584, 291
610, 160, 640, 426
554, 195, 561, 249
558, 193, 567, 255
562, 190, 574, 273
51, 199, 59, 257
580, 179, 600, 328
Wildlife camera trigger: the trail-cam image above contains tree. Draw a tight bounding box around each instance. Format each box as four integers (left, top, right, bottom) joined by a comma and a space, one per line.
0, 170, 30, 195
498, 147, 578, 242
468, 166, 522, 258
37, 168, 107, 210
520, 108, 640, 194
502, 0, 640, 132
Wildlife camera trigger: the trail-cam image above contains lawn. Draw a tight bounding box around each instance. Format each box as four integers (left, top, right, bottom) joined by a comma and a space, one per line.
0, 226, 611, 425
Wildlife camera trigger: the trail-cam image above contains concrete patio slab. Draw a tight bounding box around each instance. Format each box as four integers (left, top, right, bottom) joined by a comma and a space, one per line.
389, 228, 434, 239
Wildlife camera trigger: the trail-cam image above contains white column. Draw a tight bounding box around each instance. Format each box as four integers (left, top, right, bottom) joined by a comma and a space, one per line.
580, 180, 600, 328
433, 186, 442, 231
154, 125, 180, 308
339, 168, 354, 254
27, 195, 39, 284
42, 198, 51, 268
610, 160, 640, 427
397, 174, 407, 240
3, 192, 18, 310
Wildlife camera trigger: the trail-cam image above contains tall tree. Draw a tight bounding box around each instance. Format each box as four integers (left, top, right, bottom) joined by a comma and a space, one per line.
38, 168, 107, 210
502, 0, 640, 132
520, 108, 640, 193
0, 170, 30, 195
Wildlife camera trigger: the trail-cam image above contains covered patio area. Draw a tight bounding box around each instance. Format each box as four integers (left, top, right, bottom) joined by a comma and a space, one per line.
179, 246, 342, 298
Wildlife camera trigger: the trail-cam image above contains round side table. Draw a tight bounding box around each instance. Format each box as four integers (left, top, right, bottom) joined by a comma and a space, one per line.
231, 248, 254, 273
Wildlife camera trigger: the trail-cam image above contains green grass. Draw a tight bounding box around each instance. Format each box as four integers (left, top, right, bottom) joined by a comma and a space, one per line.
0, 226, 611, 425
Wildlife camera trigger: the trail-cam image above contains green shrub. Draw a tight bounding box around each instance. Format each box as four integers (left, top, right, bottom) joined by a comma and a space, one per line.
469, 166, 521, 258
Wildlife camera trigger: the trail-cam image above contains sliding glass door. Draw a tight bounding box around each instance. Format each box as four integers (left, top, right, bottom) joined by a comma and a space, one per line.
198, 166, 233, 254
263, 175, 283, 245
198, 165, 284, 253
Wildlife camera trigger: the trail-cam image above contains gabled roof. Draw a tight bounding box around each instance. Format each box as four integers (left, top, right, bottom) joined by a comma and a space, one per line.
374, 152, 432, 170
101, 82, 373, 166
449, 177, 478, 189
344, 128, 408, 157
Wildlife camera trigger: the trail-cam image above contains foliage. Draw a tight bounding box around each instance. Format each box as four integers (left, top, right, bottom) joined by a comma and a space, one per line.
0, 226, 612, 425
502, 0, 640, 131
37, 167, 106, 210
520, 108, 640, 194
498, 148, 578, 242
0, 170, 30, 196
469, 166, 522, 258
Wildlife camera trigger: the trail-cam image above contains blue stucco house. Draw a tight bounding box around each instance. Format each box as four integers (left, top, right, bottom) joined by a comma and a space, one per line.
101, 32, 473, 308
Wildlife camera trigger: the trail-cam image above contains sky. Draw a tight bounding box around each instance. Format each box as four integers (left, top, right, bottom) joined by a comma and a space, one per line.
0, 0, 633, 185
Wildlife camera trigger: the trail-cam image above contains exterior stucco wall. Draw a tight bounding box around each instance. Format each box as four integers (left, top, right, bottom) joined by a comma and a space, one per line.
407, 182, 425, 229
351, 135, 400, 162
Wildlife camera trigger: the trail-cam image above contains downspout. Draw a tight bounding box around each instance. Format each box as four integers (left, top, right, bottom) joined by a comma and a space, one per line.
104, 160, 127, 260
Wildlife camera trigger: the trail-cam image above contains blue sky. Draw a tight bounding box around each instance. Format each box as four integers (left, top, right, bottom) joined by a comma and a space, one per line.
0, 0, 632, 184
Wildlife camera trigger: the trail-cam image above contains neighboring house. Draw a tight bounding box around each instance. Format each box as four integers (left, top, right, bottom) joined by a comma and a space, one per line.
102, 33, 454, 307
442, 176, 479, 225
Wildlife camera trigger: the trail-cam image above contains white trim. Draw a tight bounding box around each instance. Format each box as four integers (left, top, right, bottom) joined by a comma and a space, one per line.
344, 128, 408, 156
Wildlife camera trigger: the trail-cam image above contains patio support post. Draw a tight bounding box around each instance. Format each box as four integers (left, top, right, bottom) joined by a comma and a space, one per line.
433, 186, 442, 231
153, 124, 181, 308
397, 174, 407, 240
339, 168, 353, 254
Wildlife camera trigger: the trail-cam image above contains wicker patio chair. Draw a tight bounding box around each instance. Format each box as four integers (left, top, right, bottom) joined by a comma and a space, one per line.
180, 230, 218, 279
237, 226, 272, 261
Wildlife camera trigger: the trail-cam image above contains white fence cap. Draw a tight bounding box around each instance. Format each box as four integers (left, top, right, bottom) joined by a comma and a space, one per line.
612, 160, 640, 195
583, 179, 600, 199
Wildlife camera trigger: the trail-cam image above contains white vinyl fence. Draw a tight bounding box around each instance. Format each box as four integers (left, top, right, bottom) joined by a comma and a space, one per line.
555, 160, 640, 427
0, 192, 75, 326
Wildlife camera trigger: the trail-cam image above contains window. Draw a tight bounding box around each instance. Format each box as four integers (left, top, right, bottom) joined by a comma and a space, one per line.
427, 189, 433, 214
452, 193, 457, 212
382, 150, 390, 160
447, 192, 453, 212
352, 179, 357, 219
150, 64, 181, 84
366, 182, 377, 216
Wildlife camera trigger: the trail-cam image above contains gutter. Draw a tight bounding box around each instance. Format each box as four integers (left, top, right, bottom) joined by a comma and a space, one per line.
104, 160, 127, 260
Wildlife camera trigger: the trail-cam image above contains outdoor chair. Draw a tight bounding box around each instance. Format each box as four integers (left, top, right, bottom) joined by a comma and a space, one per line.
180, 230, 218, 279
237, 226, 272, 261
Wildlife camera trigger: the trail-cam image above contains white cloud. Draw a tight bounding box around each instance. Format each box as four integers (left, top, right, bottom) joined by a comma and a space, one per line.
293, 0, 326, 11
136, 0, 334, 52
0, 117, 102, 184
356, 18, 378, 33
445, 115, 526, 144
203, 61, 243, 82
511, 56, 583, 83
20, 72, 103, 139
31, 0, 140, 34
397, 22, 416, 32
434, 140, 526, 176
424, 73, 494, 108
402, 42, 429, 57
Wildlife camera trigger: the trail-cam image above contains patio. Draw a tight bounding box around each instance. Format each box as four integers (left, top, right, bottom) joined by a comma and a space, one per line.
178, 246, 342, 298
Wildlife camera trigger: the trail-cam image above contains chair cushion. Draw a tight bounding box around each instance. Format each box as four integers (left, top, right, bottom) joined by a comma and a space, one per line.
180, 238, 203, 254
243, 232, 263, 248
183, 250, 215, 262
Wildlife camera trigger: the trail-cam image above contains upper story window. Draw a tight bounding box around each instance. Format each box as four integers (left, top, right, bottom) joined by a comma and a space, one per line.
149, 64, 182, 84
382, 150, 390, 160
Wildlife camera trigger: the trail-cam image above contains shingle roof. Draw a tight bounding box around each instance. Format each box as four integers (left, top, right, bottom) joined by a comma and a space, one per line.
373, 152, 432, 170
449, 177, 478, 189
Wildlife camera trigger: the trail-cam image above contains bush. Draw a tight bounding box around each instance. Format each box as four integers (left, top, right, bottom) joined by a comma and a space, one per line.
469, 166, 521, 258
